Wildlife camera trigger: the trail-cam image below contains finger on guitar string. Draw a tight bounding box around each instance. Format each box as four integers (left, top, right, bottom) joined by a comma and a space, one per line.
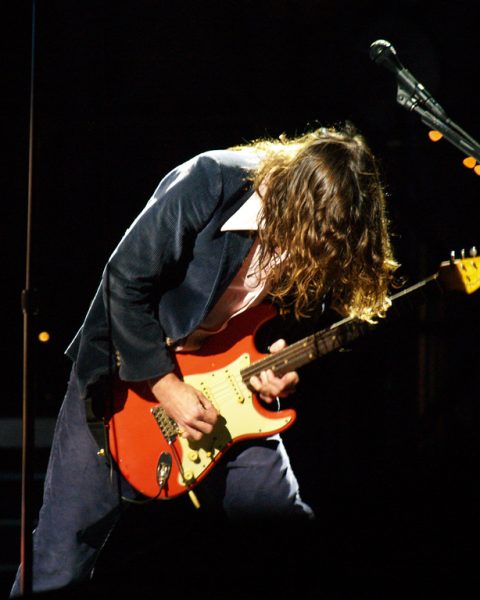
249, 368, 299, 402
268, 338, 287, 353
150, 372, 219, 441
196, 391, 220, 417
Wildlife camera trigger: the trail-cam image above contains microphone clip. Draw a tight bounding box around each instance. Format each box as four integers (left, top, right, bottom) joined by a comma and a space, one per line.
396, 81, 435, 115
395, 74, 446, 119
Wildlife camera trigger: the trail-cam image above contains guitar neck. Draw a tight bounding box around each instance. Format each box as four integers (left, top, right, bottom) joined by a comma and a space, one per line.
241, 273, 440, 382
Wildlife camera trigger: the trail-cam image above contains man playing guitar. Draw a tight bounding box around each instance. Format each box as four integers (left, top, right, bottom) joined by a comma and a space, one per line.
11, 123, 398, 595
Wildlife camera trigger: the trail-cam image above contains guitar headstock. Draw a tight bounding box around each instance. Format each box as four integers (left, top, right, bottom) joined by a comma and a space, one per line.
438, 247, 480, 294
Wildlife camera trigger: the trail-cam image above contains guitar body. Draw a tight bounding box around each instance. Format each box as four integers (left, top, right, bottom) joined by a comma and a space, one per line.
107, 252, 480, 502
107, 303, 297, 500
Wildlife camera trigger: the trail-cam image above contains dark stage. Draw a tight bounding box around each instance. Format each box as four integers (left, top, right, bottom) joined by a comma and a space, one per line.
2, 1, 480, 597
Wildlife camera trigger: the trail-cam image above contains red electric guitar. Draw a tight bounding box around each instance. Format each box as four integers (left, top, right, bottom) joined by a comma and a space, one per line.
107, 253, 480, 504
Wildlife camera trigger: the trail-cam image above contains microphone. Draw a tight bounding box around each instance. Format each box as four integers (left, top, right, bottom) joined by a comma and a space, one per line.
369, 39, 446, 118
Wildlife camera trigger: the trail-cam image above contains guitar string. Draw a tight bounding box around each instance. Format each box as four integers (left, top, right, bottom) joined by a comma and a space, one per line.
237, 274, 439, 381
168, 273, 468, 466
180, 274, 441, 413
119, 277, 438, 496
240, 322, 360, 379
184, 331, 341, 410
184, 336, 323, 402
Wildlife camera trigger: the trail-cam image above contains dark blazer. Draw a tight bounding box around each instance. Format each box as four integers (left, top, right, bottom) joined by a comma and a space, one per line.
66, 149, 260, 400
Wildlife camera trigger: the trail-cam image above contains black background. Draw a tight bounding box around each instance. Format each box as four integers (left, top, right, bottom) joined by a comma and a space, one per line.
3, 0, 480, 593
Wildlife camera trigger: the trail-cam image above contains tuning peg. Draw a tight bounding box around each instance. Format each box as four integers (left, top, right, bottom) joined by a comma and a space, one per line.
470, 247, 477, 257
450, 250, 456, 264
461, 248, 466, 259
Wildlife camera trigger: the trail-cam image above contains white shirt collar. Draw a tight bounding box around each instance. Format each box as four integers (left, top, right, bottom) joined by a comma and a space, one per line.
220, 192, 261, 232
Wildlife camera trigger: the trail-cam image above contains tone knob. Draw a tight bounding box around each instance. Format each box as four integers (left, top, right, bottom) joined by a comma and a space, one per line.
183, 470, 194, 481
188, 450, 199, 462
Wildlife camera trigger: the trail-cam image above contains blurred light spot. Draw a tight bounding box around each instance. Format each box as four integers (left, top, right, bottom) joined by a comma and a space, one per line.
463, 156, 476, 169
38, 331, 50, 343
428, 130, 443, 142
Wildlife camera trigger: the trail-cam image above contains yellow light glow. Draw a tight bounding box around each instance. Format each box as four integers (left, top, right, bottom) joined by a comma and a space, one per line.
474, 165, 480, 176
38, 331, 50, 343
463, 157, 477, 169
428, 130, 443, 142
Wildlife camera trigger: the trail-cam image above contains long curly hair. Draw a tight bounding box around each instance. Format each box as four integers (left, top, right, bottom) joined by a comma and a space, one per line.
237, 123, 399, 321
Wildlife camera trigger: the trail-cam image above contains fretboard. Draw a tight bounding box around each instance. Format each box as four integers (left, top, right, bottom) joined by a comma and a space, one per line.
240, 273, 439, 383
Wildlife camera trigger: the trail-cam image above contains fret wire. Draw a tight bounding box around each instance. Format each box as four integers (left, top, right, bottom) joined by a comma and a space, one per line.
241, 275, 439, 382
240, 319, 367, 382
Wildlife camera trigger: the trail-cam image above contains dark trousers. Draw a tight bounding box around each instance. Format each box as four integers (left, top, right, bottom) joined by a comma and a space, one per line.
10, 367, 313, 596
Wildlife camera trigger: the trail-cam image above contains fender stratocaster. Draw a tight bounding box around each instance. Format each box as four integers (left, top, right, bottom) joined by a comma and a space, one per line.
107, 253, 480, 502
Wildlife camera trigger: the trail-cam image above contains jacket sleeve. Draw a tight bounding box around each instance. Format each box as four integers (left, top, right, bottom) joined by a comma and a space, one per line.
102, 153, 223, 383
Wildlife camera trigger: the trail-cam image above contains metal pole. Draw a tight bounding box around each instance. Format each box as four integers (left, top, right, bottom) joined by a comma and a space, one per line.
20, 0, 38, 594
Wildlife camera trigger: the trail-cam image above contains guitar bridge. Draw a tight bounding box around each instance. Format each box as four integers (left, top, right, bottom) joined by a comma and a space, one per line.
151, 406, 179, 443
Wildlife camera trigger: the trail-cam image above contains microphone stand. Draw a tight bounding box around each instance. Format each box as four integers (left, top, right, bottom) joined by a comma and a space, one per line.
20, 0, 38, 594
396, 83, 480, 163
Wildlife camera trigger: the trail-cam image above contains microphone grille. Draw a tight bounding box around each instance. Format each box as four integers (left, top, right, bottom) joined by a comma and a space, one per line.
369, 39, 393, 63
